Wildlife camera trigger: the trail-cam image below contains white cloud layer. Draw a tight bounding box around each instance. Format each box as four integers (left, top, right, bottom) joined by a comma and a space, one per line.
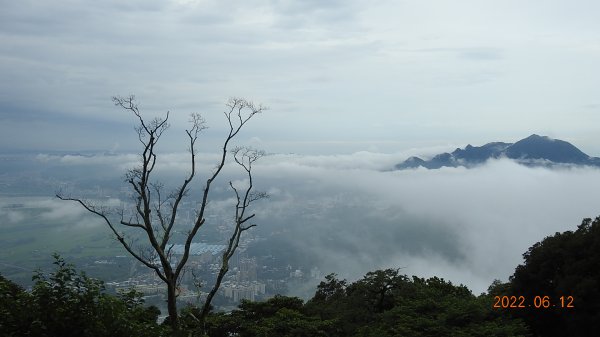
13, 151, 600, 294
247, 155, 600, 293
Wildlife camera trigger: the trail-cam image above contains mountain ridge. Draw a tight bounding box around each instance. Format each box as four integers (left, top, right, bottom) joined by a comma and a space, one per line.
395, 134, 600, 170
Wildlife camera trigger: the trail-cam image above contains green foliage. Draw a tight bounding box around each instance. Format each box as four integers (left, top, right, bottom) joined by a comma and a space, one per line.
182, 295, 334, 337
305, 271, 529, 337
361, 281, 529, 337
0, 273, 35, 336
311, 273, 347, 302
8, 213, 599, 337
190, 270, 528, 337
0, 254, 166, 337
510, 216, 600, 337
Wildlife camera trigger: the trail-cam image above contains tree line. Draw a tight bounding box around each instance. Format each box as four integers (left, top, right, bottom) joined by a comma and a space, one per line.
2, 216, 599, 336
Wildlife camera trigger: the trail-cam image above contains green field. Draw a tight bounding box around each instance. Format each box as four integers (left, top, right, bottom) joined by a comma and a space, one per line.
0, 196, 132, 285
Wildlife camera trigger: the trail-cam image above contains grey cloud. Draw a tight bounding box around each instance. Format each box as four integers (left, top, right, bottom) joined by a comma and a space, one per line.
0, 0, 166, 38
247, 155, 600, 293
269, 0, 358, 19
4, 151, 600, 294
36, 198, 88, 221
459, 48, 504, 61
1, 0, 600, 156
395, 46, 503, 60
0, 209, 26, 224
0, 0, 372, 147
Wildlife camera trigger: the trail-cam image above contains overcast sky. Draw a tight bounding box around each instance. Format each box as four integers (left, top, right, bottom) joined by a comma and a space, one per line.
1, 0, 600, 155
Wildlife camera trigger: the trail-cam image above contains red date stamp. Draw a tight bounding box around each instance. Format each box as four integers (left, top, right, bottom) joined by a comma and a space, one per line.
493, 295, 574, 309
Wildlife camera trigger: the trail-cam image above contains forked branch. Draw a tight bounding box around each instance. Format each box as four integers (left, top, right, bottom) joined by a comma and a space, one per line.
57, 96, 266, 332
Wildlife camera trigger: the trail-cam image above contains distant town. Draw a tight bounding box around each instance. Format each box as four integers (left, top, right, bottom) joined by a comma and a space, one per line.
0, 179, 324, 314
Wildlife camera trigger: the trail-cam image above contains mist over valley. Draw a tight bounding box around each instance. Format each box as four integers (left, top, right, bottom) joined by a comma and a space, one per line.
3, 148, 600, 295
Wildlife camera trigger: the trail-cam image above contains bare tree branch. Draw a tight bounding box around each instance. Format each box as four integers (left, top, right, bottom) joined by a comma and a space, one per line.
199, 146, 268, 321
58, 96, 266, 332
55, 194, 167, 282
174, 99, 266, 281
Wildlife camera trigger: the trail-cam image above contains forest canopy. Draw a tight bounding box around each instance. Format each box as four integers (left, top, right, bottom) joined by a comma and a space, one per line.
2, 216, 599, 336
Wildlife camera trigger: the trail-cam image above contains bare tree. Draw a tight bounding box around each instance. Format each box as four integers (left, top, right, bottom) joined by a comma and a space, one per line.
57, 95, 267, 331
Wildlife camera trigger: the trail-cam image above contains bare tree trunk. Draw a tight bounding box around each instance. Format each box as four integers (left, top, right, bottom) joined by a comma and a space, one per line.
200, 258, 229, 322
166, 278, 179, 329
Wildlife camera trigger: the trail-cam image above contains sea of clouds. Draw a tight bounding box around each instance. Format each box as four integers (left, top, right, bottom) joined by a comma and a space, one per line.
3, 150, 600, 294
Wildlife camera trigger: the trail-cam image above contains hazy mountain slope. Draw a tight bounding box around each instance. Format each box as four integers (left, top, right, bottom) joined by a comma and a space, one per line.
395, 135, 600, 170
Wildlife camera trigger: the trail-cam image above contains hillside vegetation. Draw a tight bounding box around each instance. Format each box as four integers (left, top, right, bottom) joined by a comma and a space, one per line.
2, 216, 599, 337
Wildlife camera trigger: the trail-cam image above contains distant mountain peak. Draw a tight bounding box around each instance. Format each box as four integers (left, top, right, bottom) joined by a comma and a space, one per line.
506, 134, 589, 163
395, 135, 599, 170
